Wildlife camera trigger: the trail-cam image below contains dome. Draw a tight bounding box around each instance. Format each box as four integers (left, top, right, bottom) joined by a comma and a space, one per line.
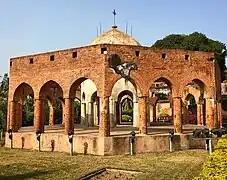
90, 26, 141, 46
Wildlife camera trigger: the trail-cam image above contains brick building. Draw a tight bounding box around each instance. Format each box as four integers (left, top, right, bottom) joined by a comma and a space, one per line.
6, 25, 223, 154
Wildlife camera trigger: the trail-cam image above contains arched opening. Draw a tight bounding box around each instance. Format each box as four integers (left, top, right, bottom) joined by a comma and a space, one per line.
39, 81, 63, 130
149, 78, 173, 125
13, 83, 34, 130
185, 93, 197, 124
110, 78, 140, 127
182, 79, 206, 125
74, 97, 81, 124
117, 90, 133, 125
69, 78, 99, 127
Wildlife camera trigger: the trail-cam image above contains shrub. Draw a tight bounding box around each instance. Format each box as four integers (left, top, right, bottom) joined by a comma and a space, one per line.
122, 109, 133, 116
122, 114, 132, 122
157, 112, 169, 118
194, 136, 227, 180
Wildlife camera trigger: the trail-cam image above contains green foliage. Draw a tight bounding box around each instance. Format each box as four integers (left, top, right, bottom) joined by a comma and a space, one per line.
152, 32, 226, 80
122, 114, 132, 122
44, 101, 50, 125
54, 99, 62, 124
122, 109, 133, 116
22, 96, 34, 126
195, 137, 227, 180
0, 73, 9, 131
74, 101, 81, 123
157, 112, 169, 118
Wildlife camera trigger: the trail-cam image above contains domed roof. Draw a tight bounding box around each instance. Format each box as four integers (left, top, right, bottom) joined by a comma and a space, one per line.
90, 26, 141, 46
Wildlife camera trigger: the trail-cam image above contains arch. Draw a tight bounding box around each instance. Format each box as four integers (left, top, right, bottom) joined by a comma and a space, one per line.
91, 91, 98, 103
13, 83, 35, 129
108, 75, 143, 98
148, 77, 173, 124
180, 78, 209, 98
184, 93, 197, 124
117, 90, 134, 125
117, 90, 133, 102
111, 78, 139, 101
69, 78, 99, 127
39, 80, 64, 99
13, 83, 34, 102
38, 80, 64, 129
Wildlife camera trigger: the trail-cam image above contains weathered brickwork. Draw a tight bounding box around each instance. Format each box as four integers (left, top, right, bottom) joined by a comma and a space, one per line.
8, 44, 221, 136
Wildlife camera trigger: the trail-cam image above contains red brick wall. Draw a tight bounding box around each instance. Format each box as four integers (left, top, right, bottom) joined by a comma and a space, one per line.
9, 44, 216, 101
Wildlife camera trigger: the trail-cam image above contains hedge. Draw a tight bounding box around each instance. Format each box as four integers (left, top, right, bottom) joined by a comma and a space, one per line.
122, 114, 132, 122
194, 136, 227, 180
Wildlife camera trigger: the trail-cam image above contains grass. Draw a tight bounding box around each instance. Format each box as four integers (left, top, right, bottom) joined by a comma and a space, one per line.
0, 148, 208, 180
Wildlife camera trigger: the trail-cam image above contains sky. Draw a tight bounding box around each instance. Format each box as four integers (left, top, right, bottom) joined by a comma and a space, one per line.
0, 0, 227, 75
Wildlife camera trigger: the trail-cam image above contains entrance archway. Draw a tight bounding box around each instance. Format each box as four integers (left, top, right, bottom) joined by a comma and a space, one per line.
13, 83, 34, 130
185, 93, 197, 124
182, 79, 206, 125
149, 78, 172, 125
117, 90, 133, 125
69, 78, 99, 127
39, 80, 64, 130
110, 78, 140, 127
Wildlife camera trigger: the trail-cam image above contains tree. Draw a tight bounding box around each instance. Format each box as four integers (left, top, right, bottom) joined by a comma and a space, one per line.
0, 73, 9, 130
152, 32, 226, 80
22, 96, 34, 126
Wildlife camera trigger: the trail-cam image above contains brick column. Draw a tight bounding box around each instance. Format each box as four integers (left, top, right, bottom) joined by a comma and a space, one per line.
206, 99, 214, 130
15, 102, 23, 130
9, 101, 16, 131
49, 105, 54, 125
71, 100, 75, 125
201, 104, 204, 125
182, 103, 187, 124
99, 96, 110, 137
64, 98, 74, 134
153, 105, 156, 122
139, 96, 147, 135
197, 104, 202, 125
34, 99, 44, 133
173, 97, 182, 133
217, 102, 222, 128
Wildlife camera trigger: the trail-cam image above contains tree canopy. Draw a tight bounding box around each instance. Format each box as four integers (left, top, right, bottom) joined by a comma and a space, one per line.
0, 73, 9, 130
151, 32, 227, 80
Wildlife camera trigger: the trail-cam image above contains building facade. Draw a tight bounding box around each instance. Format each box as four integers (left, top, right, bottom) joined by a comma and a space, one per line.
7, 26, 222, 152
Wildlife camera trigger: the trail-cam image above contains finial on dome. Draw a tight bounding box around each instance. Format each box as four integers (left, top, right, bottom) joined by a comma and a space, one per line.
112, 9, 117, 29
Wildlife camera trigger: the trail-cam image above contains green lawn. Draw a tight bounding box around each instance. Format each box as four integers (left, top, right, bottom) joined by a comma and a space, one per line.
0, 148, 208, 180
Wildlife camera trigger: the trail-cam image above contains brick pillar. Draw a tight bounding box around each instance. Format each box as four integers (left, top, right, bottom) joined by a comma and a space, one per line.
201, 104, 204, 125
173, 97, 182, 133
49, 105, 54, 125
99, 96, 110, 137
34, 99, 44, 133
217, 102, 222, 128
206, 99, 214, 130
139, 96, 147, 135
9, 101, 16, 131
71, 100, 75, 126
15, 102, 23, 130
153, 105, 156, 122
64, 98, 74, 134
62, 102, 65, 125
197, 104, 202, 125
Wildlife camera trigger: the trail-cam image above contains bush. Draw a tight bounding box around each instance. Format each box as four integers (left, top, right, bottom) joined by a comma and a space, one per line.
194, 136, 227, 180
122, 109, 133, 116
157, 112, 169, 118
122, 114, 132, 122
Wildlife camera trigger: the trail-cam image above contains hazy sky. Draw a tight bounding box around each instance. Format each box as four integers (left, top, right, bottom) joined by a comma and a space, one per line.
1, 0, 227, 75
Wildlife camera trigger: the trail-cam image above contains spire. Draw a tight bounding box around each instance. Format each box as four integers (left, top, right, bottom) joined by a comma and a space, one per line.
112, 9, 117, 29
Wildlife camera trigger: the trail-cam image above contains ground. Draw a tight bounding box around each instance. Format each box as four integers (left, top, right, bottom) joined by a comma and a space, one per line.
0, 148, 208, 180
